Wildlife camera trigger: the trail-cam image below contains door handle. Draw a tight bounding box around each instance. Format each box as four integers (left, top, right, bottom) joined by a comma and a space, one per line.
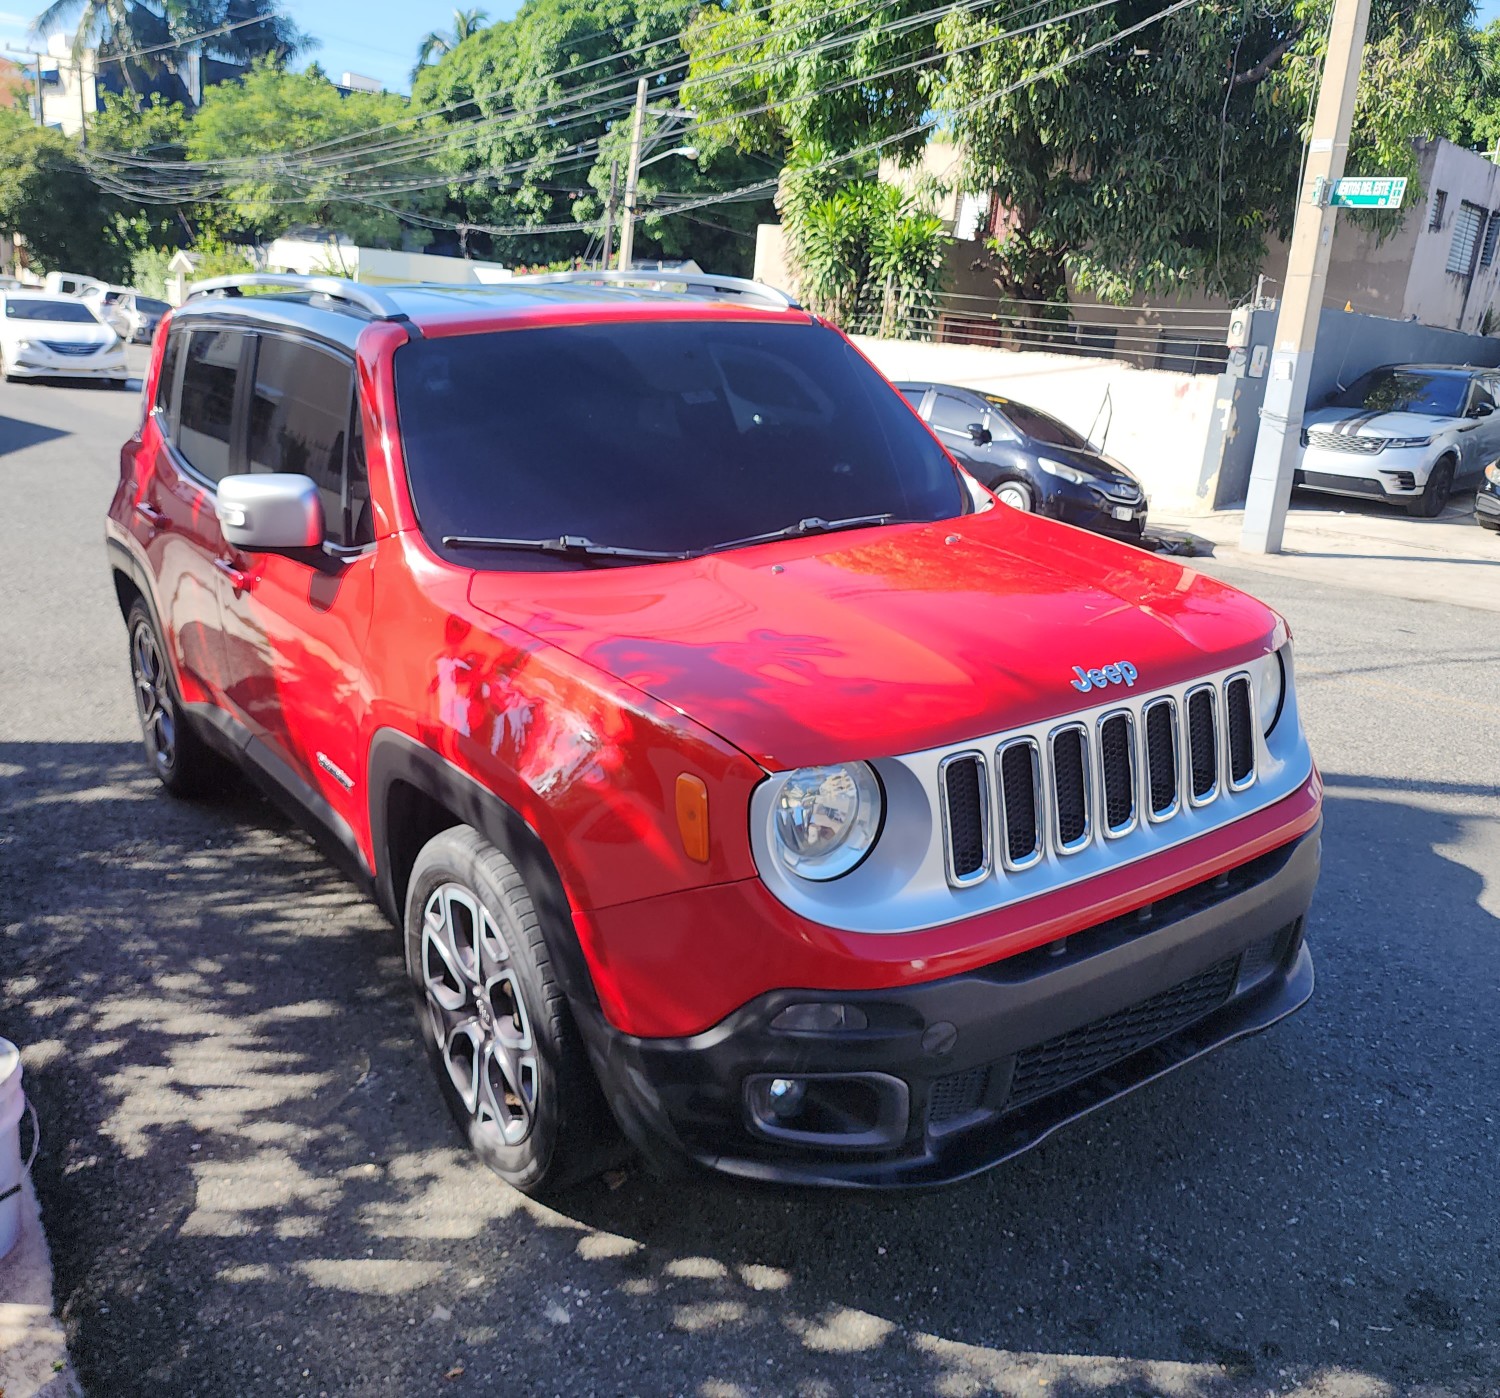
134, 501, 168, 527
214, 557, 252, 592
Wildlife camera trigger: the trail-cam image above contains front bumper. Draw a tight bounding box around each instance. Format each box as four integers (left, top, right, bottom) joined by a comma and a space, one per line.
579, 822, 1319, 1188
1041, 477, 1148, 537
1476, 486, 1500, 528
1295, 444, 1437, 500
7, 349, 128, 379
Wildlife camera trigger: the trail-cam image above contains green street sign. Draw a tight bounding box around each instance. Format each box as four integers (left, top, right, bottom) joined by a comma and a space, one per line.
1329, 176, 1407, 209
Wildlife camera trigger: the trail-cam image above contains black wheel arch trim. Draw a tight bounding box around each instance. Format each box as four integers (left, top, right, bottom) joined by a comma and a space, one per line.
366, 729, 602, 1014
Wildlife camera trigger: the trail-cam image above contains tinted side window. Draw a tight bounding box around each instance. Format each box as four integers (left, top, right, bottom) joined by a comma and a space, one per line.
154, 330, 182, 427
247, 336, 354, 543
178, 329, 246, 483
929, 392, 980, 435
1469, 378, 1495, 414
347, 402, 373, 546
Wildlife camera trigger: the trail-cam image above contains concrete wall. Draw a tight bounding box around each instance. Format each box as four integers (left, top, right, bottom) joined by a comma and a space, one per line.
853, 336, 1223, 514
1208, 306, 1500, 507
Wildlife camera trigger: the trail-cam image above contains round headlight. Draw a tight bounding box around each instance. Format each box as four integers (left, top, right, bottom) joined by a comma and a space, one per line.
1259, 647, 1287, 736
771, 762, 883, 881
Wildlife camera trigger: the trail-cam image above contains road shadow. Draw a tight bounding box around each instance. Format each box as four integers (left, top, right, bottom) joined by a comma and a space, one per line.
1, 744, 1495, 1395
0, 413, 69, 458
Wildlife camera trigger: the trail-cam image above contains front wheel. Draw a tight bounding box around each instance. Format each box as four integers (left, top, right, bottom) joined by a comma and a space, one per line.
1410, 458, 1454, 518
405, 826, 614, 1196
995, 480, 1034, 512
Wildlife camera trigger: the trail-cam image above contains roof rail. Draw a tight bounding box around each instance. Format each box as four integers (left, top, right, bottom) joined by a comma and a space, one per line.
508, 269, 800, 310
186, 273, 412, 323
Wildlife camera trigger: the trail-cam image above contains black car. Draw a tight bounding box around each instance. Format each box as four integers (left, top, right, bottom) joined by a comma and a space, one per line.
1478, 460, 1500, 532
896, 381, 1148, 539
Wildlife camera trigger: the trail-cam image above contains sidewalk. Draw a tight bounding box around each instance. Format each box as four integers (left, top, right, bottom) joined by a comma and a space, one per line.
1151, 491, 1500, 613
0, 1178, 80, 1398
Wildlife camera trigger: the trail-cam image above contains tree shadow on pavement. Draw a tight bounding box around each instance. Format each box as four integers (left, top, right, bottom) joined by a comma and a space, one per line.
1, 744, 1495, 1396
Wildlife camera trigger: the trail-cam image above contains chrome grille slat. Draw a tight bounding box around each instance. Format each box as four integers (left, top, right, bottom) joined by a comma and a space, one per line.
939, 752, 991, 886
1050, 724, 1091, 853
1225, 674, 1255, 790
1185, 685, 1219, 804
996, 738, 1042, 869
1097, 710, 1136, 836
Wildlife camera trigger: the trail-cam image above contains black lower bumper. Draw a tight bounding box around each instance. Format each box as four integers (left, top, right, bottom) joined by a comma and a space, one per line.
578, 824, 1320, 1189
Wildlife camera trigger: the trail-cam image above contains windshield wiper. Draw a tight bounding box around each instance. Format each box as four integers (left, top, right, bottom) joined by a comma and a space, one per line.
706, 513, 904, 554
441, 534, 691, 563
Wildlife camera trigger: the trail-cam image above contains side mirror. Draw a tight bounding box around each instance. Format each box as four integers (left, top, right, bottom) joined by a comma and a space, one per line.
215, 473, 324, 551
1473, 402, 1494, 418
966, 422, 992, 445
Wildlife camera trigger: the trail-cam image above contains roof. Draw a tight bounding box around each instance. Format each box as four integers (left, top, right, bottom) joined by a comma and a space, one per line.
176, 272, 807, 351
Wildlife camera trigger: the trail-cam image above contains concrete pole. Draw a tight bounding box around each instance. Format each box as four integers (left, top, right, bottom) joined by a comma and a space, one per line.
618, 77, 648, 273
1240, 0, 1373, 554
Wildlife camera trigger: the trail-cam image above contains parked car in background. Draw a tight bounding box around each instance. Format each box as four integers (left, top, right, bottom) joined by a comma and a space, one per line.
102, 291, 171, 344
0, 292, 130, 385
43, 271, 106, 298
107, 272, 1317, 1196
1476, 461, 1500, 532
1296, 364, 1500, 517
895, 381, 1148, 540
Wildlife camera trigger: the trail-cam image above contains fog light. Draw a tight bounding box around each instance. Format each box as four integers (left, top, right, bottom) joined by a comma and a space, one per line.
766, 1077, 805, 1118
770, 1002, 869, 1033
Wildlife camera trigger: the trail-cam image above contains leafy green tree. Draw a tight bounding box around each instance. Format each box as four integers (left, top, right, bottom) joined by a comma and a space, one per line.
687, 0, 1475, 306
0, 106, 123, 275
413, 7, 490, 81
185, 61, 438, 244
413, 0, 777, 270
1448, 18, 1500, 151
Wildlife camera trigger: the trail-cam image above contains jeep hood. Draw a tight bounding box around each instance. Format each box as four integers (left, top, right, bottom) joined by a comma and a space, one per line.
467, 510, 1282, 770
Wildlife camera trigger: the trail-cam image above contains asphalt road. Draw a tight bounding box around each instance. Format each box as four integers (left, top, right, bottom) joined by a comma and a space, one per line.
2, 362, 1497, 1397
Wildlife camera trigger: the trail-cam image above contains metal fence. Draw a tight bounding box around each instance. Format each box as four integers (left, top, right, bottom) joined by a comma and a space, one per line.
847, 287, 1233, 375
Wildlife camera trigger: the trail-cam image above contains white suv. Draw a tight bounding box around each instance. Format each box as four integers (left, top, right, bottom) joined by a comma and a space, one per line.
1296, 364, 1500, 517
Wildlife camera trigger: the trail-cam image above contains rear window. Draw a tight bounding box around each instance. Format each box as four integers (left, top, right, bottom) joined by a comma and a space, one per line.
394, 319, 965, 564
138, 298, 170, 316
4, 299, 99, 323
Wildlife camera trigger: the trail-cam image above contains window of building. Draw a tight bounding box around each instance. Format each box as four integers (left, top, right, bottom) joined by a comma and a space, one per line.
1481, 212, 1500, 269
247, 334, 358, 545
1446, 202, 1486, 276
1430, 189, 1448, 231
177, 328, 246, 484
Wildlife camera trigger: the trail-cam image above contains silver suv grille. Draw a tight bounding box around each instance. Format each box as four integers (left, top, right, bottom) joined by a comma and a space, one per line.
939, 672, 1256, 887
1303, 429, 1383, 454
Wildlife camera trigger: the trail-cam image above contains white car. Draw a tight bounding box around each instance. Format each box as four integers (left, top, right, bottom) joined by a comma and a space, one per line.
1296, 363, 1500, 518
0, 292, 131, 386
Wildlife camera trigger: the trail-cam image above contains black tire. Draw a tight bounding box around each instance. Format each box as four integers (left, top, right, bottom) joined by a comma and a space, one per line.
125, 599, 231, 798
994, 479, 1034, 512
404, 826, 613, 1196
1410, 458, 1455, 518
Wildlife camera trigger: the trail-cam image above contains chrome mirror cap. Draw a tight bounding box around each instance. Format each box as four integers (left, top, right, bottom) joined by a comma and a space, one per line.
215, 473, 324, 551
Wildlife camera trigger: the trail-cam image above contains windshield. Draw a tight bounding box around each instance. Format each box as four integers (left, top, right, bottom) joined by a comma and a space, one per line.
1329, 369, 1467, 417
396, 319, 968, 565
4, 299, 101, 324
985, 396, 1090, 449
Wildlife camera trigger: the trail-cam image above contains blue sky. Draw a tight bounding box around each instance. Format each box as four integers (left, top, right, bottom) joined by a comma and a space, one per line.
0, 1, 523, 95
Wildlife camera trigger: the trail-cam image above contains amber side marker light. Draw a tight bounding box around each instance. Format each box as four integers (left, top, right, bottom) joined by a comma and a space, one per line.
675, 773, 710, 862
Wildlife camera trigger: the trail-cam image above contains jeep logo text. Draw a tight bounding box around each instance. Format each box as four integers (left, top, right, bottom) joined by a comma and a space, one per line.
1071, 662, 1138, 693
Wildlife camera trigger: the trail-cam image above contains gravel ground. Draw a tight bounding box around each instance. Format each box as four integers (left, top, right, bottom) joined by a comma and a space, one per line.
1, 365, 1497, 1396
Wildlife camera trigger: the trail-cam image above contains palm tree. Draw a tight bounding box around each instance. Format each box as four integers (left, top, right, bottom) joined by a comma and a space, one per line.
412, 7, 488, 81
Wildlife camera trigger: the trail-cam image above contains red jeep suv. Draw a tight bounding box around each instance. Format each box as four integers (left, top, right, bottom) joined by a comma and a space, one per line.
105, 272, 1320, 1193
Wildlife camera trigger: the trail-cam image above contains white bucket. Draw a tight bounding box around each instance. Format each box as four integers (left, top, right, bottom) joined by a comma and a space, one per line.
0, 1038, 29, 1261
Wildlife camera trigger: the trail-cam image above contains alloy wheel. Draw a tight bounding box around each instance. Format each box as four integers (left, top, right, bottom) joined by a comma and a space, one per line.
421, 882, 538, 1147
997, 483, 1032, 511
130, 619, 176, 775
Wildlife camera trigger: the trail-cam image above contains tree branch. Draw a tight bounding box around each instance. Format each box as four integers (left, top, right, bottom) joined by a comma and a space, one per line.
1231, 28, 1304, 88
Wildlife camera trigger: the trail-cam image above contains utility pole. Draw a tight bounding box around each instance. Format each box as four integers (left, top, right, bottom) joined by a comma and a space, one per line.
1240, 0, 1373, 554
617, 77, 648, 273
601, 159, 620, 271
